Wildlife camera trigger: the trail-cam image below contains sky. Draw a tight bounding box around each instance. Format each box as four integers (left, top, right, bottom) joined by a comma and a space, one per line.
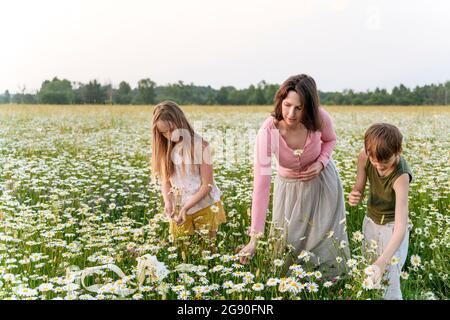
1, 0, 449, 93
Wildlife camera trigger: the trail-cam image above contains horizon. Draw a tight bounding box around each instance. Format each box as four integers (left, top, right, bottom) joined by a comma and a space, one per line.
1, 77, 449, 96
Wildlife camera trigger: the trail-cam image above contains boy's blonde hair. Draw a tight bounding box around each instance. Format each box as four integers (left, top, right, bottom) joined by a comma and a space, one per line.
364, 123, 403, 161
151, 100, 199, 182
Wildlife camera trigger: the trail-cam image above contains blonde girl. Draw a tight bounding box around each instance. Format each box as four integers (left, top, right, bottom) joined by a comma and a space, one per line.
151, 100, 226, 241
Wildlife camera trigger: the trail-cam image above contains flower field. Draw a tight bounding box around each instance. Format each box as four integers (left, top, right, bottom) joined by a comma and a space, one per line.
0, 105, 448, 300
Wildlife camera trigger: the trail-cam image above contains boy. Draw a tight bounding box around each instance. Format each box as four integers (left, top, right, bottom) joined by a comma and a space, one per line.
349, 123, 412, 300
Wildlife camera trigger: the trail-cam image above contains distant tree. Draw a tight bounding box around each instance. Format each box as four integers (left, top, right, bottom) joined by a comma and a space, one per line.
3, 77, 450, 106
216, 87, 230, 105
392, 84, 413, 105
264, 83, 279, 105
445, 81, 450, 105
4, 90, 10, 103
205, 89, 216, 105
138, 78, 156, 104
114, 81, 132, 104
38, 77, 74, 104
104, 83, 114, 105
0, 90, 11, 104
246, 85, 257, 105
228, 88, 247, 105
12, 93, 37, 104
252, 81, 267, 105
83, 80, 107, 104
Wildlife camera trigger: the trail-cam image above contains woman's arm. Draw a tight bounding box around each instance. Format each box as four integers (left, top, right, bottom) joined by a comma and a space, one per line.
299, 108, 336, 181
373, 173, 410, 272
238, 120, 274, 264
249, 123, 274, 236
348, 149, 368, 206
317, 107, 337, 168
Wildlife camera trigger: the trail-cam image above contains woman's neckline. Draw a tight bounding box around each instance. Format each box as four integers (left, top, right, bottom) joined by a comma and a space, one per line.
273, 118, 310, 151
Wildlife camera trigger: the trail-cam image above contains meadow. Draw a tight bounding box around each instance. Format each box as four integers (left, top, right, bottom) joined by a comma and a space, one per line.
0, 104, 448, 300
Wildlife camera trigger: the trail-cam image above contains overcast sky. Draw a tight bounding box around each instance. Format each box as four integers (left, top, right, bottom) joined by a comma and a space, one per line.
1, 0, 449, 93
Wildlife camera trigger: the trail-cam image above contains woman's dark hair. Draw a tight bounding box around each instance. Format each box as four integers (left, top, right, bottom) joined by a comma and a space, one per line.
271, 74, 322, 131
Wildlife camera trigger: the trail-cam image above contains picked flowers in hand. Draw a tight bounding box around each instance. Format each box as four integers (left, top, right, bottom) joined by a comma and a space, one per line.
168, 186, 183, 218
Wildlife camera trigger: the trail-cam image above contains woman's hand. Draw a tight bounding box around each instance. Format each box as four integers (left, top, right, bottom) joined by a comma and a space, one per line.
238, 238, 258, 264
164, 201, 174, 219
348, 190, 362, 206
298, 161, 324, 181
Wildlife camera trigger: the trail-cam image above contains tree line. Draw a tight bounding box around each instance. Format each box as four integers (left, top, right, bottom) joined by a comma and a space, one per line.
1, 77, 449, 105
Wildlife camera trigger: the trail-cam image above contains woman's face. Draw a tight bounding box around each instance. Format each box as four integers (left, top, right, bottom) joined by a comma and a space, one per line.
281, 91, 303, 126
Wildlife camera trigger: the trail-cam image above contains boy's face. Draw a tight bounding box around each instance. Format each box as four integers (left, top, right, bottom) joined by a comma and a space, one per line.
368, 153, 398, 172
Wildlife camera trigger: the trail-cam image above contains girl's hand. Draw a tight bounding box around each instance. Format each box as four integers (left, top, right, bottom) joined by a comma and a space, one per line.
298, 161, 324, 181
238, 239, 257, 264
164, 202, 174, 218
175, 206, 188, 226
348, 190, 362, 206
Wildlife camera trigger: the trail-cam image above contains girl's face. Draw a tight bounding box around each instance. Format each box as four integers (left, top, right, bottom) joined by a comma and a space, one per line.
281, 91, 303, 126
368, 153, 399, 173
156, 121, 174, 140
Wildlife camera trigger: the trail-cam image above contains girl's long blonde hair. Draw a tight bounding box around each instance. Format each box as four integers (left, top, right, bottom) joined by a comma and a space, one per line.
151, 100, 199, 182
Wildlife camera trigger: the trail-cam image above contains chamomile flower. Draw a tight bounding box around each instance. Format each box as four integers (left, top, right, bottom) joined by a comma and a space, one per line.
266, 278, 279, 287
362, 278, 373, 290
352, 231, 364, 242
346, 258, 357, 268
410, 255, 421, 267
306, 282, 319, 293
390, 256, 400, 265
273, 259, 284, 267
37, 283, 54, 293
252, 283, 264, 291
222, 281, 234, 289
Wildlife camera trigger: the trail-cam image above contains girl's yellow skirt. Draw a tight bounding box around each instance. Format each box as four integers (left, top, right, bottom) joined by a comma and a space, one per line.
169, 200, 226, 240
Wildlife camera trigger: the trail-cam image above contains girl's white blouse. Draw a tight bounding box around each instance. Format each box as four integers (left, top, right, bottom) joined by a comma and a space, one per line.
170, 162, 221, 215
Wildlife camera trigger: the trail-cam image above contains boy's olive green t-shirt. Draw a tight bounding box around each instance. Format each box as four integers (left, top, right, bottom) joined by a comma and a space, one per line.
366, 155, 413, 225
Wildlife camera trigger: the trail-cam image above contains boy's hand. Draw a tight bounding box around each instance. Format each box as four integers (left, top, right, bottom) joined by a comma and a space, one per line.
164, 202, 174, 218
348, 190, 362, 206
371, 262, 385, 285
365, 264, 383, 287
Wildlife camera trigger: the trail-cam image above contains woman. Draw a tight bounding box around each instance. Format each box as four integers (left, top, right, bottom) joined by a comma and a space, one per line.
239, 74, 349, 275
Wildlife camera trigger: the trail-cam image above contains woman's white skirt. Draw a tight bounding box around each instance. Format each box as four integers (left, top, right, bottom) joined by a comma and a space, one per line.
271, 159, 350, 274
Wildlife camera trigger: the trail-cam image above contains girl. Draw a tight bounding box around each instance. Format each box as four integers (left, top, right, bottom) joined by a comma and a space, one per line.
349, 123, 412, 300
239, 74, 349, 275
151, 100, 226, 241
